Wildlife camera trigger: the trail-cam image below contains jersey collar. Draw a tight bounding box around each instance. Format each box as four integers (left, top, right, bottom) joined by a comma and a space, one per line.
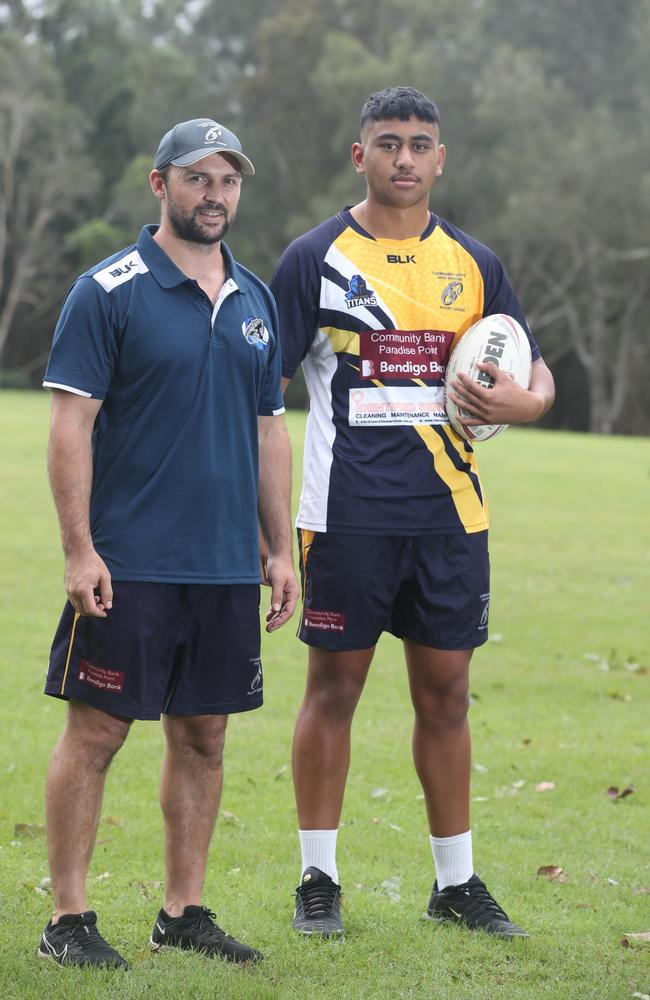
137, 225, 250, 291
340, 207, 438, 241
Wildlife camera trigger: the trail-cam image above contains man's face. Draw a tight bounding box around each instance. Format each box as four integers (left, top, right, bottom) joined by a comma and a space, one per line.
351, 117, 445, 209
152, 153, 242, 244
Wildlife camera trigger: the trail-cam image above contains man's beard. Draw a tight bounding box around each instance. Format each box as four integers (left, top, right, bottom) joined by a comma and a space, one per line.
166, 196, 233, 245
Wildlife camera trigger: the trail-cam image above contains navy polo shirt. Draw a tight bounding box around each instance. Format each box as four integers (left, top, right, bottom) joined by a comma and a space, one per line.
43, 225, 285, 584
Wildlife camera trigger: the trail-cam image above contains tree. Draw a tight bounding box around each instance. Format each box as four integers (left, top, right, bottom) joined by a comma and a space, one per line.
0, 32, 96, 371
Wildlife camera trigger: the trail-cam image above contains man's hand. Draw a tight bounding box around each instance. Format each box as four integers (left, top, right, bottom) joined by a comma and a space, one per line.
264, 554, 299, 633
64, 548, 113, 617
447, 361, 546, 427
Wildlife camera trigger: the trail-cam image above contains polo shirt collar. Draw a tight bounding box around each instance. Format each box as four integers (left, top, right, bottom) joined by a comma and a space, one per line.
136, 225, 249, 291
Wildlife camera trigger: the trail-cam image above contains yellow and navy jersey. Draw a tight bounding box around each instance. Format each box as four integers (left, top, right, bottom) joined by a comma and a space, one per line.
270, 209, 540, 536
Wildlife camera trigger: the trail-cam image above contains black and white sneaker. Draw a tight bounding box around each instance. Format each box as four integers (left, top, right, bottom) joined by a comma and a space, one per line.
38, 911, 128, 968
150, 905, 262, 963
426, 874, 528, 937
292, 866, 343, 937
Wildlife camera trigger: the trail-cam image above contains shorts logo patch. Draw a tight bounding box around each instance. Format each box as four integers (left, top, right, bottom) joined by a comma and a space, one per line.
247, 658, 263, 696
78, 660, 125, 693
303, 610, 346, 633
479, 593, 490, 630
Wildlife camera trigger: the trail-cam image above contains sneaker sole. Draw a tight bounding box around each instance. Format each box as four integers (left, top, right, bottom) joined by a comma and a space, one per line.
424, 911, 528, 937
149, 937, 262, 962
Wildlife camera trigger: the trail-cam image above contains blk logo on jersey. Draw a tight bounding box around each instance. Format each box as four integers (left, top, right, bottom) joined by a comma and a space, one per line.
345, 275, 377, 309
242, 317, 270, 349
109, 259, 138, 279
387, 254, 416, 264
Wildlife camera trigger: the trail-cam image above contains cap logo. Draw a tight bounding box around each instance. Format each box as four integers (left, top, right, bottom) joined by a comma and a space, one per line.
195, 121, 223, 143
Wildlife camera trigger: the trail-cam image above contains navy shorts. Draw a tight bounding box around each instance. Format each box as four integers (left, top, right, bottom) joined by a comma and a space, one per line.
297, 529, 490, 651
45, 582, 263, 720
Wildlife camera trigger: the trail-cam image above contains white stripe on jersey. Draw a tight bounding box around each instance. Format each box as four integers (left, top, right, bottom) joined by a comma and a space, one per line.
93, 250, 149, 292
297, 330, 338, 532
321, 245, 397, 327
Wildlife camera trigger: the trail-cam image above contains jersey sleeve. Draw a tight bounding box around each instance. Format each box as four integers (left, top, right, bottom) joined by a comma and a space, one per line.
43, 276, 119, 398
257, 292, 285, 416
270, 237, 321, 379
481, 253, 541, 361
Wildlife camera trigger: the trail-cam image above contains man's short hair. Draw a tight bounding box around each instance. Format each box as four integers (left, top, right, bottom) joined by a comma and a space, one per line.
360, 87, 440, 132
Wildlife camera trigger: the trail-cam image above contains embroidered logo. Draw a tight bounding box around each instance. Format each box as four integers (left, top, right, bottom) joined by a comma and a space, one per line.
247, 658, 263, 696
479, 593, 490, 630
345, 274, 377, 309
441, 280, 464, 306
242, 317, 270, 350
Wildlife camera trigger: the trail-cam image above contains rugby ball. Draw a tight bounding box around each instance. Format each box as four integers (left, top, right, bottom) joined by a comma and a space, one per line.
445, 314, 532, 442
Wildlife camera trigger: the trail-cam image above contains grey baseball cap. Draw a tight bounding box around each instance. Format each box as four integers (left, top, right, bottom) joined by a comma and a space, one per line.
154, 118, 255, 175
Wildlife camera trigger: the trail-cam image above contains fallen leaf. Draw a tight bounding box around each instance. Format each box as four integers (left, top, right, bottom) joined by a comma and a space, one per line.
96, 871, 110, 880
608, 877, 619, 885
14, 823, 46, 838
371, 817, 380, 824
472, 762, 488, 773
220, 810, 241, 827
536, 782, 556, 792
632, 992, 650, 999
388, 824, 402, 832
274, 765, 288, 780
103, 815, 122, 827
537, 865, 567, 882
472, 796, 490, 802
371, 787, 389, 798
623, 931, 650, 943
512, 780, 526, 790
635, 887, 650, 895
607, 785, 635, 800
521, 738, 532, 746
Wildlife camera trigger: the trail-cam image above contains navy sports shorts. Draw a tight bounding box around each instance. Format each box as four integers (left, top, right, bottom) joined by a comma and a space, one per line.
45, 582, 263, 720
297, 529, 490, 652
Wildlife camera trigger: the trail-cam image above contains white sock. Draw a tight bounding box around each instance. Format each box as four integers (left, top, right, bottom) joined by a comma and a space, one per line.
430, 830, 473, 890
298, 829, 339, 883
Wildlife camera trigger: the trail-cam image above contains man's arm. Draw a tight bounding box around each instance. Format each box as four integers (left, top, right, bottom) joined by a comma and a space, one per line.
258, 411, 299, 632
48, 389, 113, 617
447, 357, 555, 427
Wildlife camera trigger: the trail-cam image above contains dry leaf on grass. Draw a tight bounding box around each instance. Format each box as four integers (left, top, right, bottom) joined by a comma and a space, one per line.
103, 815, 122, 827
621, 932, 650, 947
607, 785, 635, 800
14, 823, 46, 838
537, 865, 567, 882
536, 782, 556, 792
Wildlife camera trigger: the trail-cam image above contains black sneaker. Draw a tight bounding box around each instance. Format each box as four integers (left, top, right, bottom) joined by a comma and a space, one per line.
292, 866, 343, 937
150, 905, 262, 963
38, 911, 128, 968
426, 874, 528, 938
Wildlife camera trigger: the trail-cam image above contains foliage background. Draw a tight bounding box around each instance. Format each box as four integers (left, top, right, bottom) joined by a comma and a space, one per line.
1, 0, 649, 432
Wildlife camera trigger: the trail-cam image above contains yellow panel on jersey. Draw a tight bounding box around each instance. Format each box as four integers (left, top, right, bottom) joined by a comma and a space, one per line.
322, 326, 360, 357
415, 424, 489, 532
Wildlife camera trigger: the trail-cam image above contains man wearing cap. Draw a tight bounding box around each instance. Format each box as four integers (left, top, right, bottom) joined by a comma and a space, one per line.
38, 119, 298, 970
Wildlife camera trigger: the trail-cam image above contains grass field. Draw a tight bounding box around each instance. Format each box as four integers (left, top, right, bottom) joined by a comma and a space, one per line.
0, 390, 648, 1000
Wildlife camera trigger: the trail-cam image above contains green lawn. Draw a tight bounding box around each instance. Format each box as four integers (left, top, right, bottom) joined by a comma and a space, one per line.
0, 391, 648, 1000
